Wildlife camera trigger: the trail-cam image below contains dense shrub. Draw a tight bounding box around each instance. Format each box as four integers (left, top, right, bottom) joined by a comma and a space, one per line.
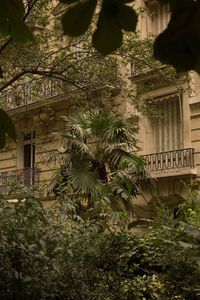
0, 190, 199, 299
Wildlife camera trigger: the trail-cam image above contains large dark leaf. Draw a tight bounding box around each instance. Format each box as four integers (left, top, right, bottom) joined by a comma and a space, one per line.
61, 0, 137, 54
0, 0, 34, 42
154, 0, 200, 73
117, 3, 137, 31
0, 109, 16, 149
0, 67, 3, 78
0, 133, 5, 149
62, 0, 97, 36
158, 0, 194, 13
92, 0, 124, 55
93, 0, 137, 54
92, 17, 122, 55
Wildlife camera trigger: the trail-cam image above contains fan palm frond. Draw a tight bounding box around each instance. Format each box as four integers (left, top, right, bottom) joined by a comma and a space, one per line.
68, 167, 101, 197
89, 109, 116, 137
119, 154, 151, 181
104, 117, 138, 147
107, 147, 133, 169
61, 134, 93, 158
55, 109, 150, 219
63, 111, 91, 142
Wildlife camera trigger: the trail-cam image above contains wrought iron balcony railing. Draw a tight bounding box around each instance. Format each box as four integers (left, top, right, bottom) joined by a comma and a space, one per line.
143, 148, 195, 172
0, 78, 66, 111
0, 168, 39, 195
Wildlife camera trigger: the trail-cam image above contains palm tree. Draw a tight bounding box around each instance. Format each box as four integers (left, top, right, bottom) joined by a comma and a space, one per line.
55, 109, 149, 217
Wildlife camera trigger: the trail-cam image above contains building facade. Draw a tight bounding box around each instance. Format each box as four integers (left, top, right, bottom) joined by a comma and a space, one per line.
0, 0, 200, 216
132, 0, 200, 217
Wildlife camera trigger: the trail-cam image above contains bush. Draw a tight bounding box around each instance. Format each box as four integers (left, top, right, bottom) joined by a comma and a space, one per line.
0, 189, 199, 299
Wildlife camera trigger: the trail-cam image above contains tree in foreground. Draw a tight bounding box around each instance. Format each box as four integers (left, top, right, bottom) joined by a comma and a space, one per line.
1, 0, 200, 75
0, 0, 187, 149
53, 109, 148, 220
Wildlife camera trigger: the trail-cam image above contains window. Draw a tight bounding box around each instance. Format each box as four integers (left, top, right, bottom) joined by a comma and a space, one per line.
150, 95, 183, 152
147, 2, 170, 36
23, 131, 35, 169
23, 131, 36, 185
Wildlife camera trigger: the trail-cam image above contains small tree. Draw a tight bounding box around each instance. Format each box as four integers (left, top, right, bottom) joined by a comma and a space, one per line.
53, 109, 149, 219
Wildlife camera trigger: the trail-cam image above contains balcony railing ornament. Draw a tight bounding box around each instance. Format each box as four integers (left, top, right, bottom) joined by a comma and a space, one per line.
0, 167, 39, 195
143, 148, 195, 172
0, 78, 66, 111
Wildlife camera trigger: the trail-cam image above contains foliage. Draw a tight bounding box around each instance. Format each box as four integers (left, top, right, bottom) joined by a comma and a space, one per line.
0, 0, 122, 148
0, 0, 34, 42
0, 108, 16, 148
53, 109, 149, 218
60, 0, 200, 75
1, 0, 199, 74
0, 0, 187, 149
118, 33, 187, 118
61, 0, 138, 55
178, 181, 200, 228
0, 186, 200, 299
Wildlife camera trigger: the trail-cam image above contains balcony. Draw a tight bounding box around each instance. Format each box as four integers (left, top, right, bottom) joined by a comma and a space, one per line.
0, 78, 66, 111
143, 148, 197, 178
0, 168, 39, 195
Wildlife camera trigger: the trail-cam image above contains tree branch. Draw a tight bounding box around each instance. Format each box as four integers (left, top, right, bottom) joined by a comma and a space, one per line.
26, 69, 87, 93
0, 68, 88, 94
23, 0, 39, 21
0, 71, 28, 93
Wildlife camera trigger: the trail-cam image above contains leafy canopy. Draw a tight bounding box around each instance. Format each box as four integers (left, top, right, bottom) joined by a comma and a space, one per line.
53, 109, 148, 218
0, 0, 34, 42
0, 184, 200, 299
1, 0, 200, 73
0, 0, 199, 148
0, 109, 16, 148
61, 0, 200, 74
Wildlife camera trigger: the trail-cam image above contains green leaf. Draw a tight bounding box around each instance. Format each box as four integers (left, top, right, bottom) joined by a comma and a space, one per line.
10, 21, 34, 43
0, 0, 34, 42
0, 20, 10, 36
92, 0, 137, 54
61, 0, 97, 36
117, 4, 137, 31
0, 109, 16, 148
128, 218, 154, 229
7, 0, 34, 42
121, 192, 128, 200
0, 0, 9, 36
